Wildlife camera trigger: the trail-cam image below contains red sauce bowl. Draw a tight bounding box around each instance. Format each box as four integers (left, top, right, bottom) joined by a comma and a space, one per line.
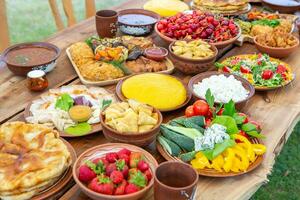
144, 47, 168, 61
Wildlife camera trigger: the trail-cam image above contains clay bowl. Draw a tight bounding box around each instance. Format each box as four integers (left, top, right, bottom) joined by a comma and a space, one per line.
188, 71, 255, 109
100, 103, 163, 147
115, 74, 192, 112
1, 42, 60, 76
254, 34, 299, 58
118, 9, 160, 36
155, 22, 241, 49
262, 0, 300, 13
168, 40, 218, 75
73, 143, 158, 200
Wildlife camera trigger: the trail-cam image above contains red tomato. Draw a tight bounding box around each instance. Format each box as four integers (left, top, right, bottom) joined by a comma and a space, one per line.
276, 64, 286, 74
222, 66, 231, 73
206, 109, 213, 118
238, 113, 248, 124
217, 108, 224, 115
205, 118, 211, 128
193, 100, 209, 116
235, 130, 250, 143
262, 70, 273, 80
248, 120, 261, 131
185, 106, 195, 117
240, 66, 250, 73
281, 73, 287, 80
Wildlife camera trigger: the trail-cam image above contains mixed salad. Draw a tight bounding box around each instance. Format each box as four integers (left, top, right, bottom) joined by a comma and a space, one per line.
216, 53, 294, 88
158, 90, 266, 173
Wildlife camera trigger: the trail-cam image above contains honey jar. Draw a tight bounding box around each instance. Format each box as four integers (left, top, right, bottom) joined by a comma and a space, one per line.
27, 70, 48, 91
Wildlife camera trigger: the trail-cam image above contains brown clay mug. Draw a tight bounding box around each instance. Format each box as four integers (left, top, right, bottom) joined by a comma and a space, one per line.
154, 161, 199, 200
95, 10, 118, 38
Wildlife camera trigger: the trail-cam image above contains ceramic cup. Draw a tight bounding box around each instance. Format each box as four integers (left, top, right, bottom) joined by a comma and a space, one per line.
95, 10, 118, 38
154, 161, 199, 200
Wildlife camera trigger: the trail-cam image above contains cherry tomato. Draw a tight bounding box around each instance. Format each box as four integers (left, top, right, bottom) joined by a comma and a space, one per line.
235, 130, 250, 143
222, 66, 231, 73
240, 66, 250, 74
238, 113, 248, 124
193, 100, 209, 116
217, 108, 224, 115
281, 73, 287, 80
248, 120, 261, 132
276, 64, 287, 74
185, 106, 195, 117
206, 108, 213, 118
262, 70, 273, 80
205, 118, 212, 128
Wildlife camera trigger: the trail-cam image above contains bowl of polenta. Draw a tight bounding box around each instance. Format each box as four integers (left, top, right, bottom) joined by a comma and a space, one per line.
116, 73, 191, 112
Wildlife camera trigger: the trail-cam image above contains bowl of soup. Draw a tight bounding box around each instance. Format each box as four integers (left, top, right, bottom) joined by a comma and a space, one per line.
2, 42, 60, 76
118, 9, 160, 36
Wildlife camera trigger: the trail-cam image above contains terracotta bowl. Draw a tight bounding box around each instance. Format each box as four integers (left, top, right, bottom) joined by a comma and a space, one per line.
118, 9, 160, 36
73, 143, 158, 200
1, 42, 60, 76
262, 0, 300, 13
188, 71, 255, 109
254, 35, 299, 58
155, 23, 241, 49
168, 40, 218, 75
100, 103, 163, 147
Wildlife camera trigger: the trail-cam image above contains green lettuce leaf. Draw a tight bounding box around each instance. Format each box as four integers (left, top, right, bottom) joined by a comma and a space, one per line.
212, 115, 239, 134
65, 122, 92, 136
201, 139, 236, 160
55, 93, 74, 111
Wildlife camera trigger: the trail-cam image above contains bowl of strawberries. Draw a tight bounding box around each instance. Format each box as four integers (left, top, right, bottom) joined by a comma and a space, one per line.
73, 143, 158, 200
155, 10, 241, 49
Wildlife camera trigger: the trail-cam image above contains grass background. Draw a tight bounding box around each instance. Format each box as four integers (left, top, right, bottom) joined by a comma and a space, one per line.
5, 1, 300, 199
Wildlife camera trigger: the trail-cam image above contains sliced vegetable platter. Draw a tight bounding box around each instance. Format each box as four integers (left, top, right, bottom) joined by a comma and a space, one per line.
156, 90, 266, 177
216, 54, 295, 91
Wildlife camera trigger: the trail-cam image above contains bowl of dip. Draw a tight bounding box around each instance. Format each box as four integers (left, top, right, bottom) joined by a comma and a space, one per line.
118, 9, 160, 36
2, 42, 60, 76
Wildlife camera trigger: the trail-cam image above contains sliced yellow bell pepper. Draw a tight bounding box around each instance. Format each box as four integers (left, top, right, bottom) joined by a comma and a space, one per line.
211, 154, 224, 172
233, 145, 249, 171
232, 134, 255, 162
191, 152, 211, 170
231, 157, 242, 173
252, 144, 266, 155
222, 148, 235, 173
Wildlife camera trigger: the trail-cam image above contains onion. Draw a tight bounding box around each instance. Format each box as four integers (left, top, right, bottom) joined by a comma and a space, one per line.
73, 96, 92, 107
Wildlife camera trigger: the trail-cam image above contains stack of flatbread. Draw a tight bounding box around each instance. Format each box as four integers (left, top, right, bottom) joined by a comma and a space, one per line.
0, 122, 72, 200
193, 0, 249, 14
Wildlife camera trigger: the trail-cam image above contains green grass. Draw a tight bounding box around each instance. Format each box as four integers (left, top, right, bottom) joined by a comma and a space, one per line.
6, 0, 127, 44
5, 1, 300, 199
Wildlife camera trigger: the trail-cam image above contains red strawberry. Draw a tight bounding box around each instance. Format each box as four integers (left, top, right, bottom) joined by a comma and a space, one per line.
144, 169, 152, 182
106, 152, 118, 163
93, 157, 109, 168
125, 183, 140, 194
110, 170, 124, 184
118, 154, 129, 164
137, 160, 149, 172
116, 159, 129, 178
106, 163, 117, 176
78, 164, 96, 182
114, 180, 127, 195
128, 170, 148, 188
117, 148, 131, 156
88, 175, 114, 195
129, 152, 143, 168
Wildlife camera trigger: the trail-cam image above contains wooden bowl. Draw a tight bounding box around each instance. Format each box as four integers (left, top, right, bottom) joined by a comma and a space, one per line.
168, 40, 218, 75
188, 71, 255, 109
118, 9, 160, 36
262, 0, 300, 13
100, 103, 162, 147
155, 22, 241, 49
115, 74, 192, 112
73, 143, 158, 200
1, 42, 60, 76
254, 34, 299, 58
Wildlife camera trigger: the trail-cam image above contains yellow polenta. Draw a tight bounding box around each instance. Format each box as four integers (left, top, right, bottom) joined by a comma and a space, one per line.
121, 73, 187, 110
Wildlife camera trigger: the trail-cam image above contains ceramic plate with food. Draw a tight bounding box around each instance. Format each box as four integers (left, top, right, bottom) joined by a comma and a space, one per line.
67, 36, 174, 86
157, 92, 266, 177
216, 54, 295, 90
116, 73, 191, 112
25, 85, 116, 137
0, 122, 76, 200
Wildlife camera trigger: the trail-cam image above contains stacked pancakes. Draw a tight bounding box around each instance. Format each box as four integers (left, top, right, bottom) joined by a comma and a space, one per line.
0, 122, 71, 200
193, 0, 250, 14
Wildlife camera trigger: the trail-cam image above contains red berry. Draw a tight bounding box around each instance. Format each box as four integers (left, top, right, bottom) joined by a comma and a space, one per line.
125, 183, 140, 194
88, 176, 114, 195
144, 169, 152, 181
78, 165, 96, 182
106, 163, 117, 176
137, 160, 149, 172
157, 23, 164, 31
110, 170, 124, 184
207, 16, 214, 23
160, 19, 168, 25
114, 180, 127, 195
106, 152, 118, 163
117, 148, 131, 156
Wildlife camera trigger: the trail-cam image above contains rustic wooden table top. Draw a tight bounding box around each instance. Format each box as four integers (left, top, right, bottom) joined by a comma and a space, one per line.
1, 0, 300, 199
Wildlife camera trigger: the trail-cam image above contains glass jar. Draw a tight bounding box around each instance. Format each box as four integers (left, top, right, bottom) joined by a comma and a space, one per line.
27, 70, 48, 91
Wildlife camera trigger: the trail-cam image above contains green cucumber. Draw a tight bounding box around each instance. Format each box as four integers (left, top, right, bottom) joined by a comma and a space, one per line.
179, 151, 197, 163
157, 136, 181, 157
163, 124, 203, 140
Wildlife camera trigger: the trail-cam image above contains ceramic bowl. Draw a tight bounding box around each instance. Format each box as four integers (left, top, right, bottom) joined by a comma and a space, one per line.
168, 40, 218, 75
254, 34, 299, 58
188, 71, 255, 109
144, 47, 168, 61
118, 9, 160, 36
73, 143, 158, 200
262, 0, 300, 13
2, 42, 60, 76
100, 103, 163, 147
155, 23, 241, 49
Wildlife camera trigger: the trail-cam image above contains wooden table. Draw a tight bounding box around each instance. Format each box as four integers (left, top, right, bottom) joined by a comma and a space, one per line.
1, 1, 300, 199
